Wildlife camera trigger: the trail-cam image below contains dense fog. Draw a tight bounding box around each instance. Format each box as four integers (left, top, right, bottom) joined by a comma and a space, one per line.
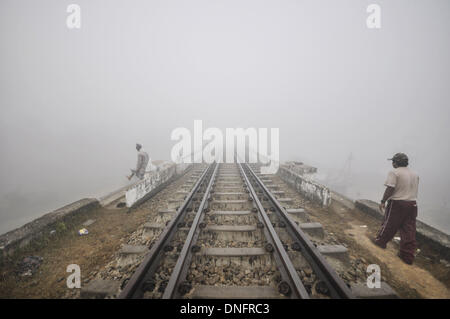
1, 0, 449, 235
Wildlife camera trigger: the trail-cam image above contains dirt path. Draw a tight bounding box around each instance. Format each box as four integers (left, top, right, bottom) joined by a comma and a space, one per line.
346, 224, 450, 298
0, 170, 192, 299
273, 175, 450, 299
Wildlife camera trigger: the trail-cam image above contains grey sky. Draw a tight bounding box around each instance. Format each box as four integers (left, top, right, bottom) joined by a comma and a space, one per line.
1, 0, 449, 234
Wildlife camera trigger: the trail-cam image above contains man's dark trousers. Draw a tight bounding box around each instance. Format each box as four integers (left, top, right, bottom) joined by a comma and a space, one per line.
375, 200, 418, 263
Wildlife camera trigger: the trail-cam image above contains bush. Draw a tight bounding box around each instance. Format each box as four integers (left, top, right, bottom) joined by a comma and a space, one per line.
56, 222, 66, 234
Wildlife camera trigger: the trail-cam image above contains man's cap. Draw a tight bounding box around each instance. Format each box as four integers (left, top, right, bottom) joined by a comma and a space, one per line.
388, 152, 408, 162
136, 143, 142, 148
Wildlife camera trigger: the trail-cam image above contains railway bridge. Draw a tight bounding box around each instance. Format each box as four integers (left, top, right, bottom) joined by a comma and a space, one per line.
1, 161, 449, 299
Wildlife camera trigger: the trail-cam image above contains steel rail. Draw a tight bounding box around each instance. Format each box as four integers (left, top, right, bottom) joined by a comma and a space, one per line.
238, 163, 310, 299
118, 164, 212, 299
162, 163, 219, 298
243, 163, 354, 299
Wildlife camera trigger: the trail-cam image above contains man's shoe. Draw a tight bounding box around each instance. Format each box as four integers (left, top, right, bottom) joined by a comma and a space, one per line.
370, 237, 386, 249
397, 252, 413, 265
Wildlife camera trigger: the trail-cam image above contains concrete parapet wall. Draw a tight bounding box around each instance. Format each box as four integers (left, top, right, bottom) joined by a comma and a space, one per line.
278, 166, 331, 206
99, 184, 133, 207
0, 162, 191, 257
355, 199, 450, 260
283, 162, 317, 175
125, 163, 191, 208
99, 161, 181, 207
0, 198, 100, 257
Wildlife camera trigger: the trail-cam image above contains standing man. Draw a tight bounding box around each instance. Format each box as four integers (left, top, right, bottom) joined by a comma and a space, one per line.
372, 153, 419, 264
128, 143, 149, 180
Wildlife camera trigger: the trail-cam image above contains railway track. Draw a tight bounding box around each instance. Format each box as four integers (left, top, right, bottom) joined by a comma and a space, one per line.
118, 163, 354, 299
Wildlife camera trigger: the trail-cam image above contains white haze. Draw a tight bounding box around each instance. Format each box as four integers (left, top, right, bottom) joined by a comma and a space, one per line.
1, 0, 449, 234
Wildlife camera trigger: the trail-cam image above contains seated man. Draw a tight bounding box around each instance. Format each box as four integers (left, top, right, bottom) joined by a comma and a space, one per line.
128, 143, 149, 180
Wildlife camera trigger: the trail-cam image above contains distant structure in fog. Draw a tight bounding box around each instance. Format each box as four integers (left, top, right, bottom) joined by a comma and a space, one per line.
324, 153, 354, 195
284, 161, 317, 177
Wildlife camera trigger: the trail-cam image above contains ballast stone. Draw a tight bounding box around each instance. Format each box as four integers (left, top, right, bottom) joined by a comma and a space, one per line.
350, 282, 398, 299
81, 279, 121, 299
